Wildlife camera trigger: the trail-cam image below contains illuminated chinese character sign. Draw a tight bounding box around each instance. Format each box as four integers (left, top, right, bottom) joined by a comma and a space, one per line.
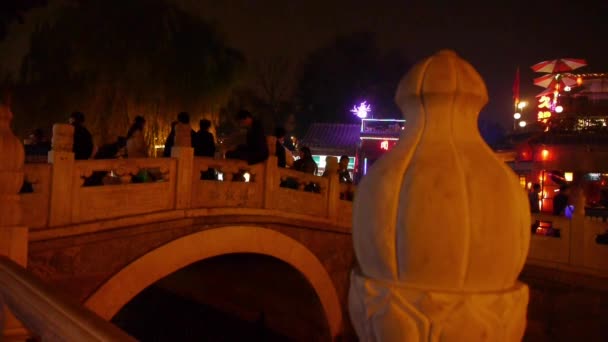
537, 95, 552, 122
380, 140, 389, 150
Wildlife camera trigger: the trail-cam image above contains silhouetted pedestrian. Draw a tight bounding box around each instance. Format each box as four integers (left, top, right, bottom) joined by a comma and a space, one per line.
69, 111, 94, 160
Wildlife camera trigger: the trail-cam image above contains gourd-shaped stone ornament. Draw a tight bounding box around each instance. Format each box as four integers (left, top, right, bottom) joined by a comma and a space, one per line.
0, 104, 24, 227
349, 50, 530, 341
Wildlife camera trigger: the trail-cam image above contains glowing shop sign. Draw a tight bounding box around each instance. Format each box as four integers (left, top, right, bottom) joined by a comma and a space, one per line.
380, 140, 389, 150
537, 95, 552, 122
538, 112, 551, 120
351, 101, 371, 119
538, 96, 551, 109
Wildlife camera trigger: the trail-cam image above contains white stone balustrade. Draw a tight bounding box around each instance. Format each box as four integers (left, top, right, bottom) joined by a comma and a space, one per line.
19, 123, 354, 230
529, 212, 608, 276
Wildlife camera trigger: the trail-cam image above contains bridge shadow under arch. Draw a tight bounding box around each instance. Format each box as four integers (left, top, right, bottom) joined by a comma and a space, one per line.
84, 226, 343, 338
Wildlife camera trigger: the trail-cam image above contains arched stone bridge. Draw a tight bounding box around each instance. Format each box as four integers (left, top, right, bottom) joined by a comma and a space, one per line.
21, 128, 356, 339
17, 126, 608, 340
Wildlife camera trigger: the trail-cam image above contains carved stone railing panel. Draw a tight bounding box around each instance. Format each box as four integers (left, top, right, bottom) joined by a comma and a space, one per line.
70, 158, 177, 223
339, 183, 355, 201
528, 213, 570, 264
278, 168, 328, 193
194, 157, 261, 181
580, 218, 608, 272
526, 207, 608, 275
75, 158, 172, 187
275, 168, 329, 217
21, 164, 51, 228
191, 157, 264, 209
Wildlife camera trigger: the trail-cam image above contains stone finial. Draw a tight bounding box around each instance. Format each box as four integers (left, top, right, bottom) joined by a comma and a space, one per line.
349, 50, 530, 341
573, 185, 586, 216
174, 123, 191, 147
51, 124, 74, 152
0, 104, 24, 226
325, 156, 338, 175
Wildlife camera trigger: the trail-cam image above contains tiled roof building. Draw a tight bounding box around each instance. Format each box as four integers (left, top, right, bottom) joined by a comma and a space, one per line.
300, 123, 360, 156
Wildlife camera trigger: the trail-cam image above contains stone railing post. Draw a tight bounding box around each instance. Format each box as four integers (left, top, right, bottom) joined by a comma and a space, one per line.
0, 104, 30, 340
48, 124, 75, 227
327, 174, 340, 222
569, 182, 586, 266
348, 50, 530, 341
263, 136, 278, 209
172, 123, 193, 209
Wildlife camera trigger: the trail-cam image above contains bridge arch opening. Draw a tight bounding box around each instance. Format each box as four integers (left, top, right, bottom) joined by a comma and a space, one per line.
84, 226, 342, 339
111, 253, 331, 340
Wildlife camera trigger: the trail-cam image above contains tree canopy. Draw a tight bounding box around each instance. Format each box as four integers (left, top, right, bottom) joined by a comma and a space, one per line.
5, 0, 245, 149
295, 32, 411, 130
0, 0, 47, 41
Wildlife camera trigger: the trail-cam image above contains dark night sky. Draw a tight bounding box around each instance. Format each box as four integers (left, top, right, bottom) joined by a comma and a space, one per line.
181, 0, 608, 128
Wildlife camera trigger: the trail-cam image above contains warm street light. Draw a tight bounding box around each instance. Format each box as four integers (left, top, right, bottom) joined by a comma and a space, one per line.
517, 101, 527, 110
519, 120, 527, 128
513, 112, 521, 120
555, 106, 564, 113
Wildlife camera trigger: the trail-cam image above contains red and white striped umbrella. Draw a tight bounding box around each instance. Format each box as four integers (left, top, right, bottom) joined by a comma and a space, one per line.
535, 87, 556, 98
531, 58, 587, 73
533, 74, 578, 88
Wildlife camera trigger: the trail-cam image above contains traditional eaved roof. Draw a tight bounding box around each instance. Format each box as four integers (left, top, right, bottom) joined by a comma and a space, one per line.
300, 123, 360, 156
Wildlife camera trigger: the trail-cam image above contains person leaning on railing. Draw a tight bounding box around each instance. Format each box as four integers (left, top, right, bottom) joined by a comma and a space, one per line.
293, 146, 320, 192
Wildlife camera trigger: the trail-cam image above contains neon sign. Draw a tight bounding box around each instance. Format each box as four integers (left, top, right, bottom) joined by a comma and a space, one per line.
351, 101, 371, 119
380, 140, 389, 150
537, 95, 552, 122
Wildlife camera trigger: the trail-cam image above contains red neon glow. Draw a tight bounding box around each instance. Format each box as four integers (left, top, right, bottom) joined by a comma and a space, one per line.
541, 149, 549, 160
380, 140, 389, 150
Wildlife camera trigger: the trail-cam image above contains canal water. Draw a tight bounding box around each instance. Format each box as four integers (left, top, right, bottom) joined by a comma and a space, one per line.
112, 284, 292, 341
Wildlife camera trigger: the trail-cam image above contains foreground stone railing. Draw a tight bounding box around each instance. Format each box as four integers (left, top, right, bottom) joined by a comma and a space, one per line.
529, 208, 608, 276
0, 256, 136, 341
21, 123, 354, 230
2, 104, 137, 340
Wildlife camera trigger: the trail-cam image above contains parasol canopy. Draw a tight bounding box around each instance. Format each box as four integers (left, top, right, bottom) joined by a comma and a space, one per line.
531, 58, 587, 73
535, 87, 557, 98
533, 73, 578, 89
